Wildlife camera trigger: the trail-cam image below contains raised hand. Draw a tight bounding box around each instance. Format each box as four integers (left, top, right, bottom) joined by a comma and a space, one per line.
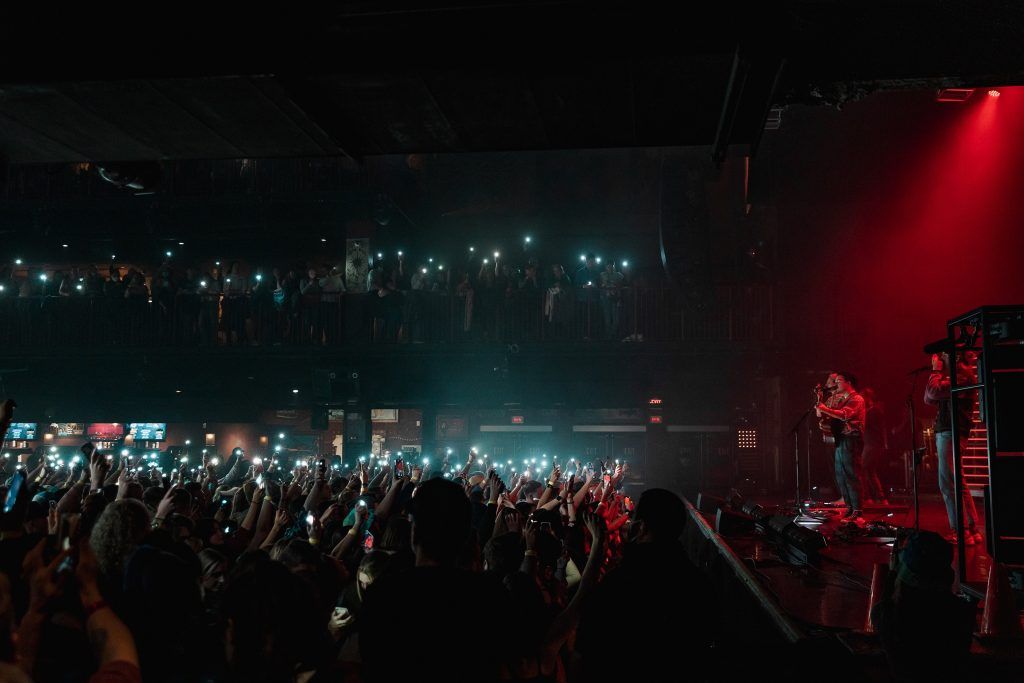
23, 539, 70, 611
47, 502, 59, 536
320, 503, 340, 526
582, 510, 607, 545
272, 507, 292, 531
524, 518, 539, 551
156, 484, 179, 521
88, 450, 110, 491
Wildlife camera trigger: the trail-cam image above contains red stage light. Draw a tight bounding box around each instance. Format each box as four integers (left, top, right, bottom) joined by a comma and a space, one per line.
988, 89, 1001, 98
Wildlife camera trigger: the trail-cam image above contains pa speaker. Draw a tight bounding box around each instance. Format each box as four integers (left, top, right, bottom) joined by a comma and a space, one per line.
345, 411, 368, 445
311, 406, 329, 431
313, 369, 361, 402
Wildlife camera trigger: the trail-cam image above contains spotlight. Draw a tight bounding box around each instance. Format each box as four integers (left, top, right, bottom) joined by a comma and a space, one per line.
211, 458, 220, 466
595, 256, 602, 264
178, 241, 184, 246
524, 236, 532, 243
166, 251, 172, 257
580, 254, 586, 262
39, 274, 47, 282
185, 439, 191, 446
274, 445, 282, 452
469, 246, 475, 252
278, 433, 285, 439
291, 388, 299, 394
988, 89, 1001, 97
62, 244, 69, 248
493, 251, 500, 259
622, 260, 629, 267
14, 259, 21, 265
321, 238, 327, 243
121, 449, 130, 456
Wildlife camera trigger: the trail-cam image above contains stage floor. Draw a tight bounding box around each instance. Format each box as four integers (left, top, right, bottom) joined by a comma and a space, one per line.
703, 493, 993, 631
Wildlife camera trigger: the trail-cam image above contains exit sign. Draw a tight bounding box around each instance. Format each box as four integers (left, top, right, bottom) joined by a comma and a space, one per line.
511, 415, 525, 424
648, 415, 663, 424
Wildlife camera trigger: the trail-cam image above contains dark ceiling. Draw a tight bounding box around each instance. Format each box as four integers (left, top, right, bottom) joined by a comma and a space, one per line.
0, 1, 1022, 164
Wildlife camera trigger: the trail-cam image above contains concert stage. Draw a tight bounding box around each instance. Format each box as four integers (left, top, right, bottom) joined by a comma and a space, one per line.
683, 493, 1023, 681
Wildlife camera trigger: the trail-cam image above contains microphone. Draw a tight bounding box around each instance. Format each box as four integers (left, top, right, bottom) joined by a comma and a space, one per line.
908, 365, 931, 375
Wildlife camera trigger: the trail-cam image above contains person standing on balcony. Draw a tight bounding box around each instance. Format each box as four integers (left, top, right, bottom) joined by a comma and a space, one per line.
599, 261, 624, 340
222, 262, 249, 346
319, 264, 346, 345
573, 254, 602, 339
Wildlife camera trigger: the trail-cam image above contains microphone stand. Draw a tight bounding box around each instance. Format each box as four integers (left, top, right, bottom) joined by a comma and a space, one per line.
906, 367, 929, 531
788, 408, 813, 513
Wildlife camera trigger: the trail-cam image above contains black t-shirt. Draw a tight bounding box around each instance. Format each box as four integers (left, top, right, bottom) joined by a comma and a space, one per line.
577, 541, 716, 682
359, 565, 514, 683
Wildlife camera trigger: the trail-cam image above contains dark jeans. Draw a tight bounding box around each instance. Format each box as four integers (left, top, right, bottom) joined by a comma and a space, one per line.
834, 433, 863, 511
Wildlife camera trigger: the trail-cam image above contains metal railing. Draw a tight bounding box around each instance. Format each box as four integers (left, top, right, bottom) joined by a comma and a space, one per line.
0, 286, 774, 348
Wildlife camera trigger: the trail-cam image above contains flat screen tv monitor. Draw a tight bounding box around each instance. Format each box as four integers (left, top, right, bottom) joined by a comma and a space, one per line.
5, 423, 37, 440
128, 423, 167, 441
87, 423, 125, 440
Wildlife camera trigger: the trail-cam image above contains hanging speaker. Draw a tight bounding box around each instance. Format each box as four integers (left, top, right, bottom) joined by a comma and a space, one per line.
311, 406, 329, 431
345, 411, 368, 445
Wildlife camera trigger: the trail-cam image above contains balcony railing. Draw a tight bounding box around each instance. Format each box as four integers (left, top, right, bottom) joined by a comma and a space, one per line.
0, 286, 773, 349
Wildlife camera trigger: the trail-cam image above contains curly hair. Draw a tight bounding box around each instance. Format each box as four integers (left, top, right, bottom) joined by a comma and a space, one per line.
89, 498, 151, 585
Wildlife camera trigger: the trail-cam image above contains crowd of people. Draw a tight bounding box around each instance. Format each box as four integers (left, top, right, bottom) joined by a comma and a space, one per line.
0, 253, 660, 346
0, 398, 717, 682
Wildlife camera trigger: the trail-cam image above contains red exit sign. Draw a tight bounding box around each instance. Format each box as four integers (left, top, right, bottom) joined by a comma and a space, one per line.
511, 415, 525, 424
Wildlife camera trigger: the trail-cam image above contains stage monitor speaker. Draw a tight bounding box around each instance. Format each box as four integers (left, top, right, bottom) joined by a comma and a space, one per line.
696, 492, 727, 514
715, 508, 755, 536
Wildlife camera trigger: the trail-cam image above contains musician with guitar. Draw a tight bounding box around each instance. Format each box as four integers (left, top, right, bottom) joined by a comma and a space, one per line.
816, 371, 867, 521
